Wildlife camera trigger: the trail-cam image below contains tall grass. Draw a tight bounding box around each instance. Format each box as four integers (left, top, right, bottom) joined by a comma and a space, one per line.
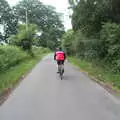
0, 46, 28, 72
0, 46, 50, 93
69, 57, 120, 91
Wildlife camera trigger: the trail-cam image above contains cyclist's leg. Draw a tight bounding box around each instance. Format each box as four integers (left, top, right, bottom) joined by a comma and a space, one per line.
61, 60, 64, 73
62, 60, 64, 65
57, 60, 60, 73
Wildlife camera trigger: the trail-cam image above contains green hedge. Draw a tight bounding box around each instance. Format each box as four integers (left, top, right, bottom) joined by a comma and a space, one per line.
63, 23, 120, 73
32, 46, 51, 56
100, 23, 120, 72
0, 46, 50, 92
0, 46, 27, 72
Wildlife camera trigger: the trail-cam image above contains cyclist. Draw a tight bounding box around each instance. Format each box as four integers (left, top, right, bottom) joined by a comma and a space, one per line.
54, 47, 66, 73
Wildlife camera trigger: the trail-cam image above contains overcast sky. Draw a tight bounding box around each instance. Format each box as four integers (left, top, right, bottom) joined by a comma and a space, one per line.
6, 0, 72, 30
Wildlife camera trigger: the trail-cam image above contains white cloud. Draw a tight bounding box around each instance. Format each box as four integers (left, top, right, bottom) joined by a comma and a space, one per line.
7, 0, 20, 6
40, 0, 72, 30
41, 0, 68, 12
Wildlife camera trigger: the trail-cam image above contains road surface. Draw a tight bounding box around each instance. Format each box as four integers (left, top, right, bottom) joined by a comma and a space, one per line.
0, 54, 120, 120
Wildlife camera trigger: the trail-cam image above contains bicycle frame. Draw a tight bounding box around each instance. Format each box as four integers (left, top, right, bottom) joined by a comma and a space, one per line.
58, 64, 64, 80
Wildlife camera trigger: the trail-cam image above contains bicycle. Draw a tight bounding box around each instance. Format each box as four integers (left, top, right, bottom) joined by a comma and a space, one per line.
58, 62, 64, 80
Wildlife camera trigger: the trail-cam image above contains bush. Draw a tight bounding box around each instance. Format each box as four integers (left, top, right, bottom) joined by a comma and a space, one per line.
0, 46, 27, 72
9, 24, 37, 51
62, 23, 120, 73
62, 30, 74, 55
32, 46, 50, 56
72, 30, 85, 57
65, 30, 100, 59
100, 23, 120, 72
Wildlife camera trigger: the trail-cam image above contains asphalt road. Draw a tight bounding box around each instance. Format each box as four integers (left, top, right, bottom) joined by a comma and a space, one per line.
0, 54, 120, 120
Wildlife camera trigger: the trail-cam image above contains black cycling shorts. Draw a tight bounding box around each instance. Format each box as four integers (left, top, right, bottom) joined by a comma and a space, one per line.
57, 60, 64, 65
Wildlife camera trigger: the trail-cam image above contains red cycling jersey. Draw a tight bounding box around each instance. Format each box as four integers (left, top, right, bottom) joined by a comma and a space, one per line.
55, 51, 65, 60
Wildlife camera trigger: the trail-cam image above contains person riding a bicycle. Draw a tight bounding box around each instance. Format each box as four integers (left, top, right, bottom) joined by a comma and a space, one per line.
54, 47, 66, 73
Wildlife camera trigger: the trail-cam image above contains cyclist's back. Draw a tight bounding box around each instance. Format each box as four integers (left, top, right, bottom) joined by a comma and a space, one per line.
54, 47, 66, 61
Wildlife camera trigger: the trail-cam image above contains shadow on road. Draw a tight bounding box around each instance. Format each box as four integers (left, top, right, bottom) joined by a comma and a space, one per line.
63, 75, 77, 81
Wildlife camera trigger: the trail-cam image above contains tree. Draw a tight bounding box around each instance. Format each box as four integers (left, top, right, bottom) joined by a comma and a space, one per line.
110, 0, 120, 23
72, 0, 120, 36
15, 0, 64, 49
0, 0, 18, 42
62, 29, 74, 55
65, 0, 120, 73
68, 0, 79, 8
9, 24, 37, 51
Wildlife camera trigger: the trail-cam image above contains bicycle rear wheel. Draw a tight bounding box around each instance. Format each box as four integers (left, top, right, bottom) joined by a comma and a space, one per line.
60, 74, 63, 80
59, 65, 64, 80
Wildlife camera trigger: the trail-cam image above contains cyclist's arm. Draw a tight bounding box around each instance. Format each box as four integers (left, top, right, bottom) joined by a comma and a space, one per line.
54, 52, 56, 60
64, 53, 66, 60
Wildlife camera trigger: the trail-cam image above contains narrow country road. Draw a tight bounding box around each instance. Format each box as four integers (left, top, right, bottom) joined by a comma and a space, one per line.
0, 54, 120, 120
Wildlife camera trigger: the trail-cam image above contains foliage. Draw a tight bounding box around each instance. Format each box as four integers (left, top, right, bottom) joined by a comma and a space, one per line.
15, 0, 64, 49
62, 30, 99, 59
100, 23, 120, 72
0, 46, 50, 92
1, 0, 64, 49
72, 30, 86, 58
63, 25, 120, 72
39, 27, 64, 50
0, 0, 18, 41
62, 29, 74, 55
62, 0, 120, 73
32, 46, 51, 56
72, 0, 120, 36
68, 0, 79, 8
0, 46, 27, 72
69, 57, 120, 90
9, 24, 37, 51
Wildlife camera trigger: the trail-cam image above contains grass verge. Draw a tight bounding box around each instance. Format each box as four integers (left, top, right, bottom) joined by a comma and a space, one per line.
69, 57, 120, 92
0, 47, 50, 93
